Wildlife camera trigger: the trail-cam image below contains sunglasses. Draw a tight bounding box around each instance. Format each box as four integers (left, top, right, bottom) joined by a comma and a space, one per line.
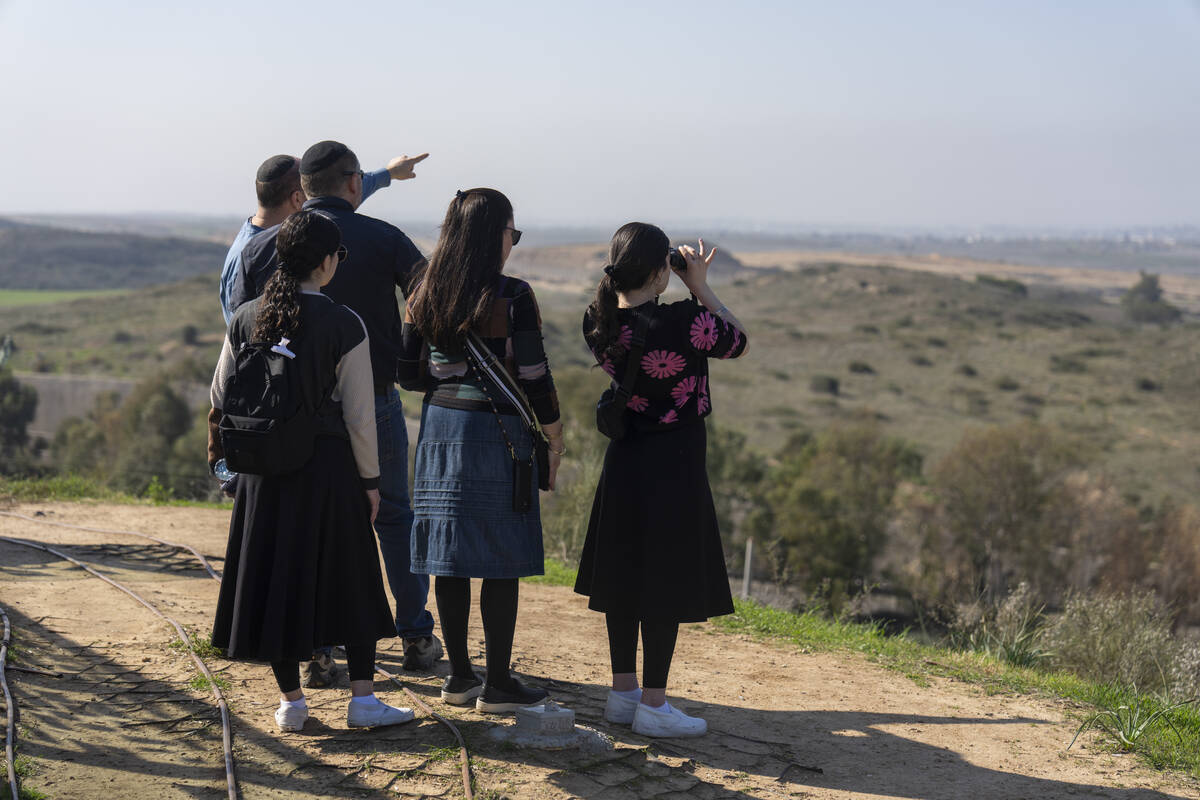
505, 226, 522, 246
336, 245, 348, 262
342, 169, 365, 180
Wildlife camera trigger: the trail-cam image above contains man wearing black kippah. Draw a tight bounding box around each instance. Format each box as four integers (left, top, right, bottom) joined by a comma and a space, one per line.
232, 140, 443, 675
218, 149, 428, 324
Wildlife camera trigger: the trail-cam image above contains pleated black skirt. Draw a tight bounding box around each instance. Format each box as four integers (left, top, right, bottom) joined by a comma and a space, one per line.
574, 420, 735, 624
211, 435, 395, 663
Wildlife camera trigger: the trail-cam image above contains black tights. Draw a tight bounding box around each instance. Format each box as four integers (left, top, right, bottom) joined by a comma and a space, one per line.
435, 576, 519, 689
605, 613, 679, 689
270, 642, 376, 694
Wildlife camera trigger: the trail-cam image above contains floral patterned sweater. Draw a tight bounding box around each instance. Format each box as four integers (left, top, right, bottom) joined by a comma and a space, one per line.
582, 297, 748, 432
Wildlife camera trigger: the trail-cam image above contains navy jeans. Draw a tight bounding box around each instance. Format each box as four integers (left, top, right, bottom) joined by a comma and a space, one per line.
375, 388, 435, 639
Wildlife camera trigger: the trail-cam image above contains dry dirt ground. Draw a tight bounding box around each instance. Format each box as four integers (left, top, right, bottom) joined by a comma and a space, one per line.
2, 503, 1199, 800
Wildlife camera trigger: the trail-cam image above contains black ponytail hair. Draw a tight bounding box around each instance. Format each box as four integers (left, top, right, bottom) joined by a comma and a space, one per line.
587, 222, 670, 364
253, 210, 341, 342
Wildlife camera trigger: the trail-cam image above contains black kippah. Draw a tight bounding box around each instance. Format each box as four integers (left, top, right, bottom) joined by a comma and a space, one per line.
256, 154, 296, 183
300, 140, 351, 175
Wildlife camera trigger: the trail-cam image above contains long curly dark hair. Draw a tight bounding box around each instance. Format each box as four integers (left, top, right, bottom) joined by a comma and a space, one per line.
586, 222, 670, 364
407, 188, 513, 353
253, 210, 341, 342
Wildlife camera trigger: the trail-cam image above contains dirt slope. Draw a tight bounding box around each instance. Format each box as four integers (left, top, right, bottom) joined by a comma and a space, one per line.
1, 503, 1197, 800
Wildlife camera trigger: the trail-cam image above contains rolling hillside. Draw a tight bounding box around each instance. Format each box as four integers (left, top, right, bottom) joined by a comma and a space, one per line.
0, 217, 226, 289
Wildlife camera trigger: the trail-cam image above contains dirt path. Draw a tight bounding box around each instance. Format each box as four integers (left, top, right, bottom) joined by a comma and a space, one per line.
2, 503, 1198, 800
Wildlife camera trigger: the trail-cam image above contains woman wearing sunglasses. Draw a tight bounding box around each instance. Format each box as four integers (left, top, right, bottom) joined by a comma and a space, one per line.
576, 222, 749, 737
208, 210, 414, 732
399, 188, 564, 713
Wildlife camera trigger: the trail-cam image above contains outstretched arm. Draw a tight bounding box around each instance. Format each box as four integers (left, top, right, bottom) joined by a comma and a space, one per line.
359, 153, 431, 206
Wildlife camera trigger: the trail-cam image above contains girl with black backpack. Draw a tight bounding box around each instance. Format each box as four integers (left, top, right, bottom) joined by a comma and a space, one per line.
208, 210, 412, 732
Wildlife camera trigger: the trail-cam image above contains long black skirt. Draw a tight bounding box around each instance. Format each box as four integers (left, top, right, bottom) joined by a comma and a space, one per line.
574, 420, 734, 624
211, 435, 395, 663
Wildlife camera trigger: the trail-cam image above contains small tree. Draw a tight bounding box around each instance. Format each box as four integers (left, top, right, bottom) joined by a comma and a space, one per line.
0, 367, 38, 474
1121, 271, 1181, 324
752, 418, 922, 601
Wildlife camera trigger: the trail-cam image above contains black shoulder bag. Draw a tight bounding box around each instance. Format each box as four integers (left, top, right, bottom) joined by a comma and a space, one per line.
462, 332, 551, 506
595, 311, 650, 440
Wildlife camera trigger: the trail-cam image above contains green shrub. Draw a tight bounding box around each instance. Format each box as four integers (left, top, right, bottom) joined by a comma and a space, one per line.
1050, 354, 1087, 374
848, 361, 875, 374
809, 375, 839, 395
956, 364, 978, 377
910, 355, 933, 367
975, 274, 1029, 296
1042, 591, 1193, 696
1136, 377, 1161, 392
994, 376, 1020, 391
926, 337, 948, 348
854, 324, 881, 335
1121, 272, 1181, 325
948, 583, 1048, 668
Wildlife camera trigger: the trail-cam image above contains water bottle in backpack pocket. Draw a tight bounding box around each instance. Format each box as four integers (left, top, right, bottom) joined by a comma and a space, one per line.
218, 339, 320, 476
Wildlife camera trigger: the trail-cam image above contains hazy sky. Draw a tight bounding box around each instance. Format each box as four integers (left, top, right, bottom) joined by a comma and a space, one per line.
1, 0, 1197, 228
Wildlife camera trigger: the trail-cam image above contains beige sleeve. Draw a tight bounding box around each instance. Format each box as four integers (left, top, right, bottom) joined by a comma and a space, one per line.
210, 335, 235, 409
333, 327, 379, 480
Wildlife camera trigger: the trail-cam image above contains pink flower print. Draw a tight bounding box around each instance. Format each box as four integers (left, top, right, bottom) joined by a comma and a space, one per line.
617, 324, 633, 350
720, 327, 742, 359
595, 352, 617, 377
659, 409, 679, 425
626, 394, 649, 412
642, 349, 686, 379
671, 375, 698, 408
696, 376, 710, 414
690, 311, 719, 350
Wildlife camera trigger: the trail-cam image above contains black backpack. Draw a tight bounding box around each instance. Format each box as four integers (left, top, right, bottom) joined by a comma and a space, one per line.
218, 337, 323, 476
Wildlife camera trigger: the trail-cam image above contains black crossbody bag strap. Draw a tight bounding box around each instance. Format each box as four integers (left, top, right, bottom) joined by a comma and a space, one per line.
613, 312, 650, 400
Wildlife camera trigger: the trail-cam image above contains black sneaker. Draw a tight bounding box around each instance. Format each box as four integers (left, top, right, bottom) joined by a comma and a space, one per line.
301, 652, 339, 689
441, 673, 484, 706
402, 635, 444, 671
475, 678, 549, 713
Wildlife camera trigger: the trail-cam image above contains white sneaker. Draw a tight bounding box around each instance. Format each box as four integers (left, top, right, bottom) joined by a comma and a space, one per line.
604, 690, 641, 724
346, 698, 415, 728
632, 702, 707, 738
275, 703, 309, 732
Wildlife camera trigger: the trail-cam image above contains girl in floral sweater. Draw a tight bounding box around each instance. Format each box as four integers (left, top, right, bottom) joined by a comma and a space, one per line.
576, 222, 749, 738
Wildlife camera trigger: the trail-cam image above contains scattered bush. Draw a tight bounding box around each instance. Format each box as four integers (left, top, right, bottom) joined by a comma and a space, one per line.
1136, 377, 1161, 392
854, 324, 881, 335
1121, 271, 1182, 325
926, 337, 948, 348
1014, 309, 1092, 329
909, 355, 933, 367
848, 361, 875, 375
1050, 354, 1087, 374
975, 274, 1029, 296
893, 315, 914, 328
994, 376, 1020, 391
948, 583, 1048, 668
956, 364, 978, 377
809, 375, 839, 395
1043, 591, 1193, 696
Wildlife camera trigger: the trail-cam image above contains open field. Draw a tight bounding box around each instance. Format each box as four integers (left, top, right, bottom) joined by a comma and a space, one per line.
0, 288, 130, 308
2, 503, 1199, 799
3, 247, 1199, 506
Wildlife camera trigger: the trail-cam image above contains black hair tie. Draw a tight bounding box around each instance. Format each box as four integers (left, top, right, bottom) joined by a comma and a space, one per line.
603, 264, 615, 276
455, 189, 467, 199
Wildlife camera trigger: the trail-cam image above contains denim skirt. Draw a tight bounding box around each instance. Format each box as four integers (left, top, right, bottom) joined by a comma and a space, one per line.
410, 403, 544, 578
